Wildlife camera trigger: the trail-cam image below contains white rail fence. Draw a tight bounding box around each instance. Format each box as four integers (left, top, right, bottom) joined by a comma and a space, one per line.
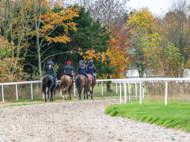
0, 78, 190, 105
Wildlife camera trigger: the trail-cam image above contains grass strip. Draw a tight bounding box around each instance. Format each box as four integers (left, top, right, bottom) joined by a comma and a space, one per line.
105, 100, 190, 132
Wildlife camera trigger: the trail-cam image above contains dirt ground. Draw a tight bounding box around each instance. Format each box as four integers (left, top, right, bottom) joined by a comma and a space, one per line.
0, 99, 189, 142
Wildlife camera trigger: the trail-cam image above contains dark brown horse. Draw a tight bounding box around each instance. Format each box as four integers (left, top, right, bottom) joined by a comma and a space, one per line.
75, 75, 89, 100
87, 74, 96, 99
42, 74, 56, 102
59, 75, 73, 100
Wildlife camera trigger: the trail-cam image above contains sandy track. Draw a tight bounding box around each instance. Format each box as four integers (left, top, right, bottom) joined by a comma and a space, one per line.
0, 99, 189, 142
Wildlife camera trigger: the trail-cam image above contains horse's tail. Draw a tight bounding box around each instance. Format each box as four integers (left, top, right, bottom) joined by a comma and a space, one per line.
42, 76, 49, 93
59, 79, 65, 89
77, 75, 82, 92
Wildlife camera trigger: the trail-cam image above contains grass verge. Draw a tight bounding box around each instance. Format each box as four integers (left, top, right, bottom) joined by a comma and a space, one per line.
105, 100, 190, 132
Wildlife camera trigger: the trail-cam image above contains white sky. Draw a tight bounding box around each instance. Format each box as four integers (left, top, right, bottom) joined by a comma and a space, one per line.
127, 0, 174, 16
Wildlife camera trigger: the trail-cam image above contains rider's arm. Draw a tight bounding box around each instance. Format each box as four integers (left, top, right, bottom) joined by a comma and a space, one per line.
52, 66, 57, 78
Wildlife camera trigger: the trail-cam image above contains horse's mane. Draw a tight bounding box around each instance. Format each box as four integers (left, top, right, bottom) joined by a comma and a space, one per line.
49, 64, 51, 69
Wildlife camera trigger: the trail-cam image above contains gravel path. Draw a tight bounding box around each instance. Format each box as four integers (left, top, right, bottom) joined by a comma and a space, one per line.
0, 99, 189, 142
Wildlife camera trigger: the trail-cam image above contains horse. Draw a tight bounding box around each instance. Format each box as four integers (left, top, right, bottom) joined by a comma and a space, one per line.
75, 75, 90, 100
42, 74, 56, 102
87, 74, 96, 99
59, 75, 73, 100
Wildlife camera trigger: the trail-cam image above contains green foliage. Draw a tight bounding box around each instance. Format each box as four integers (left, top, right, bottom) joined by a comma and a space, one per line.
141, 32, 185, 77
105, 101, 190, 132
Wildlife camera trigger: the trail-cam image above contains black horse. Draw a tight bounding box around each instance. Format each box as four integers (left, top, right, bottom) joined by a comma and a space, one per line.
42, 74, 56, 102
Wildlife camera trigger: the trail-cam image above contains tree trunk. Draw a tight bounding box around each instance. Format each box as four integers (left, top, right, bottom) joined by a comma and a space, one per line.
106, 75, 112, 92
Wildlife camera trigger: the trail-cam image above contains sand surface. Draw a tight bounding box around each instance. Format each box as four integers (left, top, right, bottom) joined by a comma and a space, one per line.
0, 99, 189, 142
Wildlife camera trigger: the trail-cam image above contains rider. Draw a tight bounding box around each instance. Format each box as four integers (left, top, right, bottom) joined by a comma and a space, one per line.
87, 60, 96, 83
78, 60, 89, 86
64, 61, 74, 82
45, 60, 57, 84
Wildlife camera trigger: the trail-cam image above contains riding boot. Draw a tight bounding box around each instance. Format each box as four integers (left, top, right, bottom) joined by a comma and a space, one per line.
72, 76, 75, 82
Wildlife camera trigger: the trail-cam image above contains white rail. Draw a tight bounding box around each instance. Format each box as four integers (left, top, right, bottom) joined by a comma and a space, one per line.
0, 78, 190, 104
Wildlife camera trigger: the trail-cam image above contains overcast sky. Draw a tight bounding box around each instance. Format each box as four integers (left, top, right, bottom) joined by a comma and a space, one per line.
127, 0, 174, 16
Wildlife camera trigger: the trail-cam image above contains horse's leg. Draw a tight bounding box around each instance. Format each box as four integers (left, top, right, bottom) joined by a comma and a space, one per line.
62, 87, 65, 100
65, 85, 69, 100
88, 83, 91, 98
45, 92, 47, 102
78, 91, 81, 100
50, 90, 53, 102
65, 86, 67, 100
91, 85, 94, 99
47, 88, 49, 100
54, 90, 56, 101
43, 93, 44, 101
68, 86, 71, 100
84, 86, 86, 99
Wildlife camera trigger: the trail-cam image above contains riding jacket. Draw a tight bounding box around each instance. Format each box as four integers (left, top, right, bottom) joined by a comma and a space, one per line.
45, 65, 57, 80
64, 65, 73, 76
87, 64, 96, 75
78, 64, 87, 75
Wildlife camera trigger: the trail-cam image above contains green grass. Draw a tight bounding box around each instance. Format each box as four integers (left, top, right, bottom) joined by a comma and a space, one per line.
105, 100, 190, 132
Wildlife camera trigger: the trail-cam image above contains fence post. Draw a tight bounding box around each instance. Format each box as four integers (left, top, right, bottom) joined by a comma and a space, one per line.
165, 81, 168, 105
140, 82, 142, 104
128, 83, 130, 102
142, 82, 144, 100
120, 83, 122, 104
116, 83, 117, 94
2, 85, 4, 103
101, 81, 103, 96
124, 83, 127, 104
135, 83, 137, 100
31, 83, 33, 100
16, 84, 18, 101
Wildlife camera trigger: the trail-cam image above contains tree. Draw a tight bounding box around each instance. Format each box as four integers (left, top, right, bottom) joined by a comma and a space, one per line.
27, 1, 79, 77
107, 24, 131, 78
0, 0, 33, 79
41, 6, 111, 78
66, 0, 129, 26
127, 8, 158, 77
142, 33, 184, 77
158, 0, 190, 65
0, 34, 27, 82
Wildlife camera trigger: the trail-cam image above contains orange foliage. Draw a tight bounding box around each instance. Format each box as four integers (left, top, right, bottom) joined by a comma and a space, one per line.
82, 24, 131, 78
0, 35, 27, 82
37, 6, 79, 44
107, 24, 131, 78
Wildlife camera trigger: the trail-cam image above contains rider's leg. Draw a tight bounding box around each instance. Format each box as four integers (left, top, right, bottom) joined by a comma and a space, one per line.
94, 75, 96, 83
70, 74, 75, 82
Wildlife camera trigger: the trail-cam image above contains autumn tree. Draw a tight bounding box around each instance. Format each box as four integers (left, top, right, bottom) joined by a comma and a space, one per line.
0, 34, 27, 82
24, 6, 111, 80
127, 8, 158, 77
142, 33, 185, 77
27, 1, 79, 77
0, 0, 33, 80
158, 0, 190, 68
107, 24, 131, 78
